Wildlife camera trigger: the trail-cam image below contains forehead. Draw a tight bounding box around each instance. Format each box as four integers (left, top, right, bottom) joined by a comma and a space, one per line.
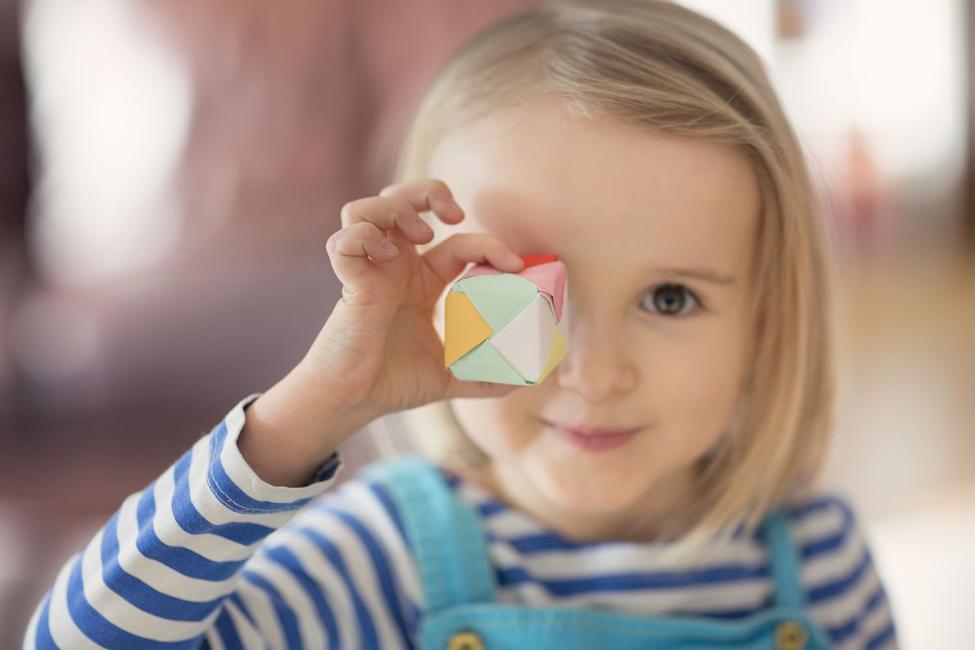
426, 101, 760, 281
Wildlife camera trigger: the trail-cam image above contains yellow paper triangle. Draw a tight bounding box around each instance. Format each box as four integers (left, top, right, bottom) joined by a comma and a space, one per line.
444, 291, 493, 366
536, 326, 566, 383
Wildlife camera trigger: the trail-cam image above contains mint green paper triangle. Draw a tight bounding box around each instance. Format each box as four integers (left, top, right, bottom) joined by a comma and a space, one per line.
448, 340, 528, 385
455, 274, 538, 331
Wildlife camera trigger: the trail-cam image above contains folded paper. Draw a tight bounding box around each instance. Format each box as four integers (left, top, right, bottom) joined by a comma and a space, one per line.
445, 254, 567, 385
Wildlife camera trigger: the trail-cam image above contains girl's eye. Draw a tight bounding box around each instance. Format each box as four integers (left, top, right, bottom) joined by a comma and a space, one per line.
640, 283, 700, 317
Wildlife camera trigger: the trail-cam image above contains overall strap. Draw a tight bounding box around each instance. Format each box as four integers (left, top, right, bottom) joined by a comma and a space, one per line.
759, 508, 806, 609
368, 455, 497, 613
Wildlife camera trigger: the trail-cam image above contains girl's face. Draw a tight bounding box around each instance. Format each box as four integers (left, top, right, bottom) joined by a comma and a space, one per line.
427, 99, 760, 540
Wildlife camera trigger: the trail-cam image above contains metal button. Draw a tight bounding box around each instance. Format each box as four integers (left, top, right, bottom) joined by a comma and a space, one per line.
447, 630, 484, 650
775, 620, 808, 650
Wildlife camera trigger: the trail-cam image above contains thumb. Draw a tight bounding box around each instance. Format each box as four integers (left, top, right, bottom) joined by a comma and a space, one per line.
444, 375, 524, 400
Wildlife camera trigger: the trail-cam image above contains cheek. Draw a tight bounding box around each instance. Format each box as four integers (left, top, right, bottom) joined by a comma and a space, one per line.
450, 391, 539, 456
646, 328, 750, 427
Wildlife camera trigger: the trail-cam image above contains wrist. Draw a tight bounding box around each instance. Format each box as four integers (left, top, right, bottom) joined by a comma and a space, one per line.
237, 366, 378, 487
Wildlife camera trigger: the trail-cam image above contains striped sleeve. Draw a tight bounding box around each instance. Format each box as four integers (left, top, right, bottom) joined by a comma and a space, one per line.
219, 472, 425, 648
790, 493, 899, 649
23, 393, 345, 650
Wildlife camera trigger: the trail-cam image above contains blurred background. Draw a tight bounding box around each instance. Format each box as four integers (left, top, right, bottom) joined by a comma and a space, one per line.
0, 0, 972, 647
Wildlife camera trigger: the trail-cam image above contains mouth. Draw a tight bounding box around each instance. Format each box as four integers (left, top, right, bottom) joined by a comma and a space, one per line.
540, 418, 643, 452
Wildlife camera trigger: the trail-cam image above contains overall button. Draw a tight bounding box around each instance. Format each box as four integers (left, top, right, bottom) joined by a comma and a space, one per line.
775, 620, 808, 650
447, 630, 484, 650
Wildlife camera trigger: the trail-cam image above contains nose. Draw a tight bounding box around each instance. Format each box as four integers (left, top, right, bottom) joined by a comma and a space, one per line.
554, 304, 638, 401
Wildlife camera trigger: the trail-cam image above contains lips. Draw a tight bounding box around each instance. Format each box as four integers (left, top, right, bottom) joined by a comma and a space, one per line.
540, 418, 643, 452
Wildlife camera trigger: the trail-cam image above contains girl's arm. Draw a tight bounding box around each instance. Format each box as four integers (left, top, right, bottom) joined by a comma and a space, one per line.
22, 393, 356, 649
194, 459, 425, 648
22, 178, 517, 648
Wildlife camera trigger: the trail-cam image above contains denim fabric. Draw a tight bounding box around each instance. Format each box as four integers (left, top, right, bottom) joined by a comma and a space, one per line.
368, 456, 832, 650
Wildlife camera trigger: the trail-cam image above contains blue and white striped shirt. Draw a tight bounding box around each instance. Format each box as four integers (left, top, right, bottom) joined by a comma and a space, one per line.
24, 393, 898, 649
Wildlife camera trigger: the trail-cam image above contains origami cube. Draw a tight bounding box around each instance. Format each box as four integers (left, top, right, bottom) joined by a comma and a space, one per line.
444, 254, 567, 385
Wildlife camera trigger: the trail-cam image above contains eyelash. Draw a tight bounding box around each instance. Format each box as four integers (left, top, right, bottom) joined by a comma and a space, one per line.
640, 283, 702, 317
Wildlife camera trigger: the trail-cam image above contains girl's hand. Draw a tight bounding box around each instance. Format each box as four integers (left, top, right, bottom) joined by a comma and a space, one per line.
304, 178, 525, 423
237, 178, 525, 487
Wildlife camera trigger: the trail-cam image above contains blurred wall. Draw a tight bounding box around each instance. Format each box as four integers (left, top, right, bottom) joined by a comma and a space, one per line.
1, 0, 540, 642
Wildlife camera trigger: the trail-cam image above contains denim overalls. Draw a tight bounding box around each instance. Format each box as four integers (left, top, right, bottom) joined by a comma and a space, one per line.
367, 456, 832, 650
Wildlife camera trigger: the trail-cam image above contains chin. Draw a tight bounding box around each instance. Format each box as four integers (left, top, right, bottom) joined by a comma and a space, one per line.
534, 459, 650, 515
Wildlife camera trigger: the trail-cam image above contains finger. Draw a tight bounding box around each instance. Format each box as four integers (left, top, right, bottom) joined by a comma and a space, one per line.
379, 178, 465, 226
445, 376, 523, 400
340, 195, 435, 244
422, 233, 524, 285
332, 222, 400, 261
325, 225, 397, 294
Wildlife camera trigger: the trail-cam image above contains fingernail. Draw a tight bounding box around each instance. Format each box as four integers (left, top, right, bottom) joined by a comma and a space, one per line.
382, 240, 399, 256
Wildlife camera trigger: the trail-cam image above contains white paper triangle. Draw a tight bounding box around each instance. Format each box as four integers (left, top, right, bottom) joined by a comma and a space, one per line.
490, 293, 557, 383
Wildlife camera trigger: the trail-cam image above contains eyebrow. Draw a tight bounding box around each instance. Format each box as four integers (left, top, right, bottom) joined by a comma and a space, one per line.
655, 267, 738, 286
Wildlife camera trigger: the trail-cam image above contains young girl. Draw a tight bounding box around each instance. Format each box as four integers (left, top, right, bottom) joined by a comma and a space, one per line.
26, 1, 898, 648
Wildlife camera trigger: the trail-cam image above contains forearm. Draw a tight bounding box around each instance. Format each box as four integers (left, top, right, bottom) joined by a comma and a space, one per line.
24, 394, 344, 649
237, 362, 377, 488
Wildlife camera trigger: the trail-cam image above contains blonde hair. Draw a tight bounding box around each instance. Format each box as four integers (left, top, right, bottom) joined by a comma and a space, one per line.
389, 0, 838, 551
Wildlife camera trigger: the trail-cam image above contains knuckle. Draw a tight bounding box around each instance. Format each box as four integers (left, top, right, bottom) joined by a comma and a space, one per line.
337, 225, 362, 247
384, 204, 404, 226
364, 221, 383, 238
390, 196, 413, 217
344, 198, 382, 223
483, 233, 505, 249
358, 223, 384, 247
340, 202, 359, 224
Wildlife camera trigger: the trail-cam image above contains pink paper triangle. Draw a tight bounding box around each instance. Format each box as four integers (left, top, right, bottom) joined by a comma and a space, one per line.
459, 260, 565, 321
518, 261, 565, 321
